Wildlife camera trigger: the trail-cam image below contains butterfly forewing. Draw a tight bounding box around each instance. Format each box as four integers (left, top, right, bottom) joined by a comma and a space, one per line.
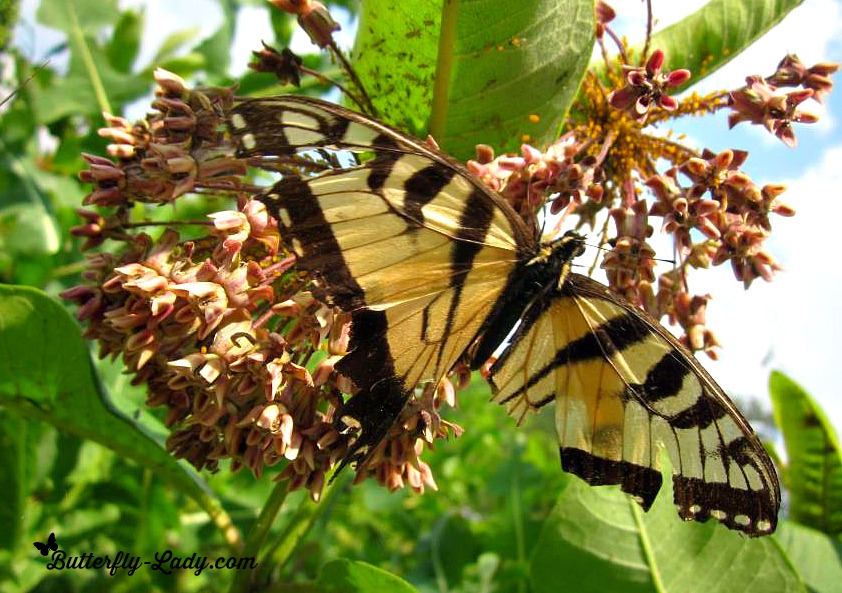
229, 95, 780, 536
233, 96, 384, 155
231, 96, 532, 462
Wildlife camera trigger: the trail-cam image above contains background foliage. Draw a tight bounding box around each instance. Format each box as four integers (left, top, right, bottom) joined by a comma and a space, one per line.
0, 1, 840, 592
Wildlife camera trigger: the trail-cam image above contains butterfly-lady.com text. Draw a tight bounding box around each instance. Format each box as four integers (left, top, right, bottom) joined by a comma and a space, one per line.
45, 550, 258, 576
46, 550, 141, 576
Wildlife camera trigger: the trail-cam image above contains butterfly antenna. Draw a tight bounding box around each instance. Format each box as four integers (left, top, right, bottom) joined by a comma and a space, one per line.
0, 59, 49, 109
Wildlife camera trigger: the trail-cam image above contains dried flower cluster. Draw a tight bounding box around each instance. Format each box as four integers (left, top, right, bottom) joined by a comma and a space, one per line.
62, 2, 837, 500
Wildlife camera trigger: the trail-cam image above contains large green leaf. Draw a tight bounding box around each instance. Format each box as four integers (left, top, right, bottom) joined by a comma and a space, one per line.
643, 0, 804, 89
36, 0, 120, 34
770, 371, 842, 534
0, 285, 236, 548
529, 459, 802, 593
36, 43, 151, 122
316, 559, 418, 593
775, 521, 842, 593
353, 0, 595, 159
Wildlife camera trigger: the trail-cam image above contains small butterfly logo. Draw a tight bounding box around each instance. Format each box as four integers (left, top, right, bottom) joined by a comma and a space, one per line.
33, 532, 58, 556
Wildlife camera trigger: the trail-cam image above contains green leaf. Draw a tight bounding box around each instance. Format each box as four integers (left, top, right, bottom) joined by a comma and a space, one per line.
770, 371, 842, 534
193, 1, 239, 76
643, 0, 804, 89
316, 559, 419, 593
353, 0, 595, 160
32, 0, 151, 120
0, 285, 235, 547
351, 0, 439, 133
106, 8, 144, 73
0, 1, 20, 49
269, 4, 297, 48
195, 25, 234, 76
150, 53, 209, 80
0, 139, 51, 213
36, 0, 120, 35
775, 521, 842, 593
151, 27, 204, 64
529, 459, 802, 593
0, 203, 60, 258
430, 512, 483, 586
0, 414, 27, 553
36, 43, 151, 122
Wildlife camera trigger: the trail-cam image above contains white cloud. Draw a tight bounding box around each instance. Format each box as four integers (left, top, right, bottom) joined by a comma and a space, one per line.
693, 142, 842, 430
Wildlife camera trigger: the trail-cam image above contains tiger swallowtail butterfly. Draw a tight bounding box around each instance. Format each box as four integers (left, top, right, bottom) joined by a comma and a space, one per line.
229, 95, 780, 536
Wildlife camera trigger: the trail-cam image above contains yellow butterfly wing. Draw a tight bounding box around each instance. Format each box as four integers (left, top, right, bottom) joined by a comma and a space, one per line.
490, 272, 780, 535
232, 96, 534, 461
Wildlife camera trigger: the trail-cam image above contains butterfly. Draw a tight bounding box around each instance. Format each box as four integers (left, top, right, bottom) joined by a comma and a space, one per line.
229, 95, 780, 536
33, 532, 58, 556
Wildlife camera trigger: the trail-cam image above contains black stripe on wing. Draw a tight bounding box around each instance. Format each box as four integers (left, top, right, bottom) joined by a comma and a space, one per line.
258, 175, 410, 469
673, 475, 779, 533
231, 97, 354, 156
260, 175, 365, 310
561, 447, 663, 510
491, 310, 654, 408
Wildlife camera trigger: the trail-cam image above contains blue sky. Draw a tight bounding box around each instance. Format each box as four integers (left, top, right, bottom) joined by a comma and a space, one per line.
15, 0, 842, 434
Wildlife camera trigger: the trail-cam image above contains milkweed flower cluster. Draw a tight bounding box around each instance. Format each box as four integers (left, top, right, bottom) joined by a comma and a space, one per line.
467, 39, 834, 359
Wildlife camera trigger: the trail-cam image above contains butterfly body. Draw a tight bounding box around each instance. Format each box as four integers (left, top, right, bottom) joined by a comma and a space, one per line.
467, 233, 586, 369
230, 95, 780, 536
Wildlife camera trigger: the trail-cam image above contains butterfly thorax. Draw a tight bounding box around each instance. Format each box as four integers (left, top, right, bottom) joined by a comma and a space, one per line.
466, 231, 586, 369
531, 231, 587, 288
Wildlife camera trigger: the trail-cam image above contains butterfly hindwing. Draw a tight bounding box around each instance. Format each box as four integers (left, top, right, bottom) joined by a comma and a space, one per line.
490, 272, 779, 535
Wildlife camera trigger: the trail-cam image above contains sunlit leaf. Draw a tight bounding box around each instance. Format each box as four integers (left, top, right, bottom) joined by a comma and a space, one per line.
529, 457, 802, 593
770, 371, 842, 534
775, 521, 842, 593
352, 0, 595, 159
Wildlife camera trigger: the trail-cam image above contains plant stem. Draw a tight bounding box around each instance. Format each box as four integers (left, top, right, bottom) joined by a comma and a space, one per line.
228, 478, 292, 593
